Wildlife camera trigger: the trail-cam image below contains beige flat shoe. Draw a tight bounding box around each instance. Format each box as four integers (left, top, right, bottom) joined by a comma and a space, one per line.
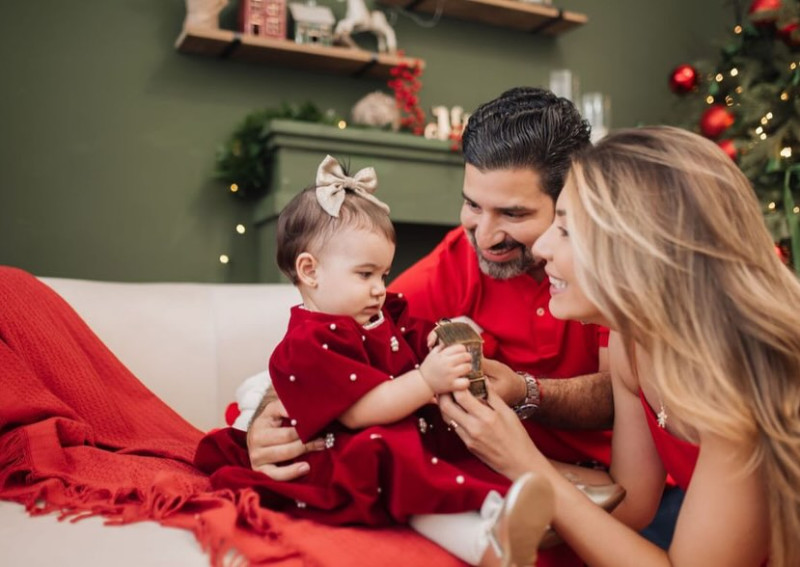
540, 482, 626, 549
487, 472, 555, 567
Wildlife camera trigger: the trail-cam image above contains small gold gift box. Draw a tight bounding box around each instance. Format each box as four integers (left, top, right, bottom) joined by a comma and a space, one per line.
433, 320, 487, 400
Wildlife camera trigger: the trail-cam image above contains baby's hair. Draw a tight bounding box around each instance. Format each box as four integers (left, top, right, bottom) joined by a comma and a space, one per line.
276, 183, 396, 284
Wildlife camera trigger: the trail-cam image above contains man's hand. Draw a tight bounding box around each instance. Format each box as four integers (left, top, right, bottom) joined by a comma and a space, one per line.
482, 358, 526, 405
247, 398, 325, 481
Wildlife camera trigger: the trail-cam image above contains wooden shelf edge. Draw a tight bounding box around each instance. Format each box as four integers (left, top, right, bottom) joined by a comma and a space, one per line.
175, 27, 425, 79
377, 0, 587, 34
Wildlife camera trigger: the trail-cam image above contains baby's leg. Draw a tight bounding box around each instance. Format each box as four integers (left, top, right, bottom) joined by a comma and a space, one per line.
410, 473, 554, 566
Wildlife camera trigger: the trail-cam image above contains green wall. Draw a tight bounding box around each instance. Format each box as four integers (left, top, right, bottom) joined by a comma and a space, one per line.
0, 0, 732, 282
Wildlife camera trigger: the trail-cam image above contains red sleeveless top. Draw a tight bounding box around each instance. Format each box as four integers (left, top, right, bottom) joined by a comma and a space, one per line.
640, 391, 699, 491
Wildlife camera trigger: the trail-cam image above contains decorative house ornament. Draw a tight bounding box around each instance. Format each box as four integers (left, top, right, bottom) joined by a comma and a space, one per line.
335, 0, 397, 53
240, 0, 288, 39
433, 320, 487, 400
184, 0, 228, 29
289, 2, 336, 46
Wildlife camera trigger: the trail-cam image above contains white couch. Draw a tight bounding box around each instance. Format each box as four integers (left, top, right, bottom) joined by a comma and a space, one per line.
0, 276, 300, 566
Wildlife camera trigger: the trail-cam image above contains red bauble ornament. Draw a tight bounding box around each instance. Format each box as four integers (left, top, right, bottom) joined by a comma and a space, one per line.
717, 139, 738, 161
748, 0, 781, 25
700, 105, 735, 138
669, 64, 699, 94
778, 20, 800, 47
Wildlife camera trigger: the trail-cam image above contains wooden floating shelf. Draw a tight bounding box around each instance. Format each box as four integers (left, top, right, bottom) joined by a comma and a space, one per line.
377, 0, 587, 35
175, 27, 425, 79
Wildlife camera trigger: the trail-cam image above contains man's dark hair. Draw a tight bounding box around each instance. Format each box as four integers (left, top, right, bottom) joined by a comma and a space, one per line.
461, 86, 591, 201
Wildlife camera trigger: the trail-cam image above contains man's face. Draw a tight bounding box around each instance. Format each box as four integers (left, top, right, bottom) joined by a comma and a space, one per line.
460, 164, 555, 279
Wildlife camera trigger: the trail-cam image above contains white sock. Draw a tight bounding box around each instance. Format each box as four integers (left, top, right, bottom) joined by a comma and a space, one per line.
409, 490, 503, 565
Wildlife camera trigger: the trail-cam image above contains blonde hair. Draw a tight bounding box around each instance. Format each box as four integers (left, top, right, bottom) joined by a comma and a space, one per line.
567, 126, 800, 566
276, 185, 396, 284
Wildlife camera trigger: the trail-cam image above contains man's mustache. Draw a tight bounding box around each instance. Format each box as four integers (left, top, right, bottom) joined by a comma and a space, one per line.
487, 239, 523, 252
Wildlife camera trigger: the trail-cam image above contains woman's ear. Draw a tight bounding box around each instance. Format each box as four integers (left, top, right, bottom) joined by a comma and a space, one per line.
296, 252, 318, 287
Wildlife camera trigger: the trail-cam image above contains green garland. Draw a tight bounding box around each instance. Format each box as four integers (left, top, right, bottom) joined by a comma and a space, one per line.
215, 102, 343, 199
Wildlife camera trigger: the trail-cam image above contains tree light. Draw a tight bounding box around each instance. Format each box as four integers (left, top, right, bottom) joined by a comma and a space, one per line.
768, 202, 776, 210
715, 73, 724, 82
219, 254, 230, 264
236, 224, 246, 234
230, 183, 239, 193
706, 96, 715, 104
730, 68, 739, 77
734, 25, 742, 34
337, 120, 347, 129
781, 147, 793, 158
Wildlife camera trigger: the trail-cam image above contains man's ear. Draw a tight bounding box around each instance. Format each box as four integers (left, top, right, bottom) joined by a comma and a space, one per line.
296, 252, 318, 287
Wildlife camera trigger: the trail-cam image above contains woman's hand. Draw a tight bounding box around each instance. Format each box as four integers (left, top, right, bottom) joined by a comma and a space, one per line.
247, 399, 325, 480
438, 385, 544, 480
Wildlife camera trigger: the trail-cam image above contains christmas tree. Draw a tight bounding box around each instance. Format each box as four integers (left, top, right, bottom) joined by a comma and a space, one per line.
667, 0, 800, 274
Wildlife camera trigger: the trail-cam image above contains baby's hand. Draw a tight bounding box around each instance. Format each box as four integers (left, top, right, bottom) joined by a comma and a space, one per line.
419, 344, 472, 394
426, 329, 439, 349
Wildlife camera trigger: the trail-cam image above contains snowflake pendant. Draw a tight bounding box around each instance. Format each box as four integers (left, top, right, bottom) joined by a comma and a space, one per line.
657, 405, 668, 429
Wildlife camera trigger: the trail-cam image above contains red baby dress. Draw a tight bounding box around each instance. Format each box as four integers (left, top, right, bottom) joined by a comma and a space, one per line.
197, 293, 511, 526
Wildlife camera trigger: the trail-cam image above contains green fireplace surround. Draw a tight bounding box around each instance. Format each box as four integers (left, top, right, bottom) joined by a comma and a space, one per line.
253, 119, 465, 282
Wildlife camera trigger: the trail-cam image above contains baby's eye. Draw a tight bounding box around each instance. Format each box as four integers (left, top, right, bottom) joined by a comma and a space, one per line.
358, 272, 372, 279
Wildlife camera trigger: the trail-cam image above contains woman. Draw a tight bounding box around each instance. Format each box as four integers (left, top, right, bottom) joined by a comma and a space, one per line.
440, 126, 800, 566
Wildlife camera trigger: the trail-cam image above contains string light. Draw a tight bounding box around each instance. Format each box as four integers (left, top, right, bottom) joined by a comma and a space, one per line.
725, 96, 734, 106
781, 147, 793, 158
730, 68, 739, 77
219, 254, 230, 264
760, 133, 768, 140
794, 206, 800, 214
735, 86, 743, 94
337, 120, 347, 129
734, 25, 742, 34
756, 126, 764, 134
715, 73, 724, 82
760, 117, 768, 125
706, 95, 715, 104
230, 183, 239, 194
235, 224, 246, 234
781, 92, 789, 101
768, 202, 777, 210
791, 63, 797, 70
766, 112, 773, 119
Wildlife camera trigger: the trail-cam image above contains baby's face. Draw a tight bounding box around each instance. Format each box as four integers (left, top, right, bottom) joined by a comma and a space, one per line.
310, 227, 395, 325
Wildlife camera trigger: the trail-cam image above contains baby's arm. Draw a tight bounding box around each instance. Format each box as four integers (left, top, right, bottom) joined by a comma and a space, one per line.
339, 344, 472, 429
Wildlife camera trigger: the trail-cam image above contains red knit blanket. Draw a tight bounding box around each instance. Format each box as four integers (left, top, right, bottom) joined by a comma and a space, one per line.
0, 267, 463, 567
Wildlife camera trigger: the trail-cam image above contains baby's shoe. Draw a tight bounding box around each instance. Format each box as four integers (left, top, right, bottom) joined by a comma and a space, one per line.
487, 472, 555, 567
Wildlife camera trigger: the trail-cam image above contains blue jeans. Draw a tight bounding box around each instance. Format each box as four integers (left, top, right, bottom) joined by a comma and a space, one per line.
640, 486, 685, 549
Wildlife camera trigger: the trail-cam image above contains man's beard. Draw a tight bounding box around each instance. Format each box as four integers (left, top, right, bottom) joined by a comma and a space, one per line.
465, 228, 537, 280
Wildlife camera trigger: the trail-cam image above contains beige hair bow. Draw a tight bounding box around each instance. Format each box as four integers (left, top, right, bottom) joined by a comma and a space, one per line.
315, 155, 391, 217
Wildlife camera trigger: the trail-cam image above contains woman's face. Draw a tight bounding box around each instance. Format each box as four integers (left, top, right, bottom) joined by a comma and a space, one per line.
531, 188, 606, 326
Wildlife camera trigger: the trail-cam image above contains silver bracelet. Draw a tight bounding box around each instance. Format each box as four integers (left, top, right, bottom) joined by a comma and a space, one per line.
513, 371, 540, 420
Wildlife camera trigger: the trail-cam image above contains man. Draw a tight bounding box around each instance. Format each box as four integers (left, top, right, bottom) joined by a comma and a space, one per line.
247, 86, 612, 479
244, 86, 681, 556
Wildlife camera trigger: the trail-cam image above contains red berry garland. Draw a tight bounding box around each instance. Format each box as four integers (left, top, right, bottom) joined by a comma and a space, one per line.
388, 54, 426, 136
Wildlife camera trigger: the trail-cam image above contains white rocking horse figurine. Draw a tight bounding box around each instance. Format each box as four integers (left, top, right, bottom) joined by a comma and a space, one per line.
335, 0, 397, 53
